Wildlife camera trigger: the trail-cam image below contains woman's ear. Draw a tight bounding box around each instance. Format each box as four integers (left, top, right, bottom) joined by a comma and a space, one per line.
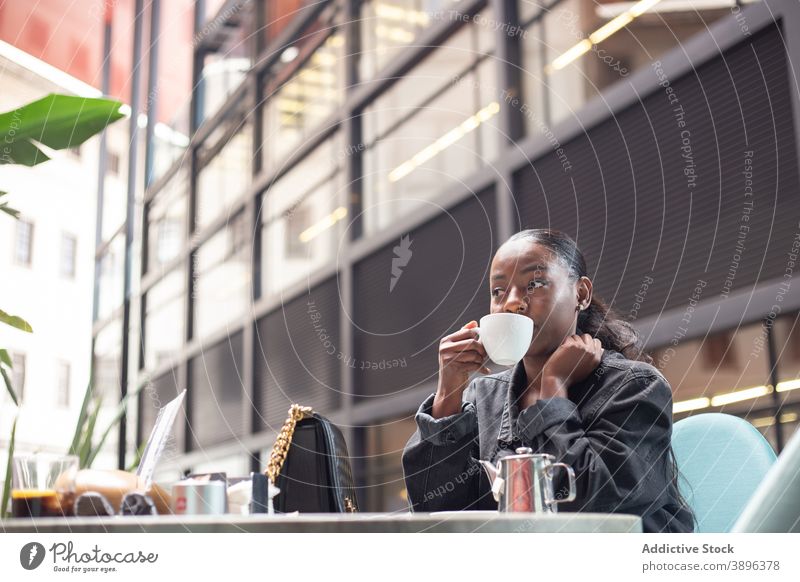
576, 276, 593, 310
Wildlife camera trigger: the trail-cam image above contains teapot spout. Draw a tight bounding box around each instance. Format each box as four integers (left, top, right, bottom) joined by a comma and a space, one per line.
478, 459, 497, 484
478, 460, 503, 502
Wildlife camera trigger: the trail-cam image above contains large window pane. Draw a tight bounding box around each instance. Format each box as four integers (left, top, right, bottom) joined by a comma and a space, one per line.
363, 416, 417, 512
260, 135, 345, 296
194, 214, 250, 339
532, 0, 742, 128
146, 170, 188, 272
199, 4, 253, 124
196, 122, 252, 229
144, 267, 186, 371
149, 1, 194, 184
774, 312, 800, 444
96, 234, 124, 321
652, 322, 774, 444
262, 30, 345, 172
93, 319, 122, 400
362, 41, 498, 235
359, 0, 466, 80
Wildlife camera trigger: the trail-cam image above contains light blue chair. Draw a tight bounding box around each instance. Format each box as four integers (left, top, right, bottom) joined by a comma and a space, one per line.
672, 413, 777, 532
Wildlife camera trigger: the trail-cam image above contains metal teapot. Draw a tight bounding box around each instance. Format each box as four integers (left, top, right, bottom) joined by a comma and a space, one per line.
479, 448, 576, 513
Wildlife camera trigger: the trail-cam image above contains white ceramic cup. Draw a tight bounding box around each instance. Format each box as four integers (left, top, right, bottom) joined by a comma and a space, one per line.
475, 313, 534, 366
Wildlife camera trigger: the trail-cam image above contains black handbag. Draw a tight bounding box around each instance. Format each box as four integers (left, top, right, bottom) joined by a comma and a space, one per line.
266, 405, 359, 513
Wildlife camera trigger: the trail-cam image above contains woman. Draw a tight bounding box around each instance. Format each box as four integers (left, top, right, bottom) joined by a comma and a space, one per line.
402, 229, 694, 532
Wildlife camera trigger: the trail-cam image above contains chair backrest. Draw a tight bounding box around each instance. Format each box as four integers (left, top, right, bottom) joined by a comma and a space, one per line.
732, 423, 800, 532
672, 413, 777, 533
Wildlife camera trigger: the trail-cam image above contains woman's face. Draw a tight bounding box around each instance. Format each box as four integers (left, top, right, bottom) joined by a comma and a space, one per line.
489, 239, 592, 357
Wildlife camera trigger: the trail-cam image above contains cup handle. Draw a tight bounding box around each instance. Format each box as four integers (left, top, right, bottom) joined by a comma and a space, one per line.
546, 463, 577, 504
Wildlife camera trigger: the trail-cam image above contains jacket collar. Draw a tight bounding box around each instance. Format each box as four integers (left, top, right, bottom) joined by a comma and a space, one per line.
495, 349, 617, 445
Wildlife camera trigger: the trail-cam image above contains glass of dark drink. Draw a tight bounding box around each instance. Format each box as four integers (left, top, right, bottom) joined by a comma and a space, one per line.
11, 454, 78, 518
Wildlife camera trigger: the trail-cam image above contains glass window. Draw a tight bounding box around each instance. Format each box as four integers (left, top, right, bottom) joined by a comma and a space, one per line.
362, 32, 498, 235
260, 135, 345, 296
652, 322, 772, 425
359, 0, 467, 80
196, 122, 252, 230
14, 219, 33, 266
520, 1, 548, 23
531, 0, 740, 127
108, 151, 121, 175
96, 234, 125, 321
57, 361, 70, 407
147, 0, 194, 184
199, 4, 253, 124
262, 30, 345, 172
194, 213, 250, 339
363, 416, 417, 512
144, 267, 186, 371
520, 17, 548, 133
147, 170, 188, 272
774, 312, 800, 444
101, 133, 131, 243
93, 319, 122, 400
60, 233, 77, 279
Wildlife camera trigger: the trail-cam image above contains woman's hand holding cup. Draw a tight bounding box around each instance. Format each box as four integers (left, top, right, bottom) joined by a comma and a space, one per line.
432, 321, 491, 418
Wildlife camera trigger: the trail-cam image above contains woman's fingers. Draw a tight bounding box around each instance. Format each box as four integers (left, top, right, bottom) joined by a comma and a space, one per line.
443, 337, 488, 357
444, 327, 479, 344
447, 351, 488, 367
443, 351, 491, 375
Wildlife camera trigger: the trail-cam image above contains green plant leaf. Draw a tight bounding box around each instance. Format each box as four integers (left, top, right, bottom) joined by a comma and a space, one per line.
69, 378, 95, 457
125, 441, 147, 473
0, 94, 124, 167
0, 310, 32, 333
79, 397, 103, 468
1, 415, 18, 519
86, 383, 146, 468
0, 368, 18, 408
0, 349, 18, 406
0, 192, 20, 219
0, 139, 50, 166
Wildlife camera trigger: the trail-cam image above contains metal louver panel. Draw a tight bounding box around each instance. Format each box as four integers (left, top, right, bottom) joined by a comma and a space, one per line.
353, 188, 498, 398
254, 278, 341, 432
513, 23, 800, 322
189, 332, 245, 450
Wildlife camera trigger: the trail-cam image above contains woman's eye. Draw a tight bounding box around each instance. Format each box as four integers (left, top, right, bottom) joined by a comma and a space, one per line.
527, 280, 546, 292
491, 287, 505, 297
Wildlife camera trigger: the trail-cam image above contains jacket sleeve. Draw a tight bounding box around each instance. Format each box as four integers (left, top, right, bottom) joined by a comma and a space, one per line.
516, 371, 677, 515
401, 384, 488, 512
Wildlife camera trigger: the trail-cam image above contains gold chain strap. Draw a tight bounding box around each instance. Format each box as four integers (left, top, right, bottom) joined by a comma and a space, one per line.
265, 404, 313, 484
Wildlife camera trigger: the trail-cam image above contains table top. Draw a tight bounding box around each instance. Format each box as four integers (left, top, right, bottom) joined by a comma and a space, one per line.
1, 512, 642, 533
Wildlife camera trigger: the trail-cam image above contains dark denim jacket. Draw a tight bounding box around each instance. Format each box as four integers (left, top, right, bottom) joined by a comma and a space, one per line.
402, 349, 695, 533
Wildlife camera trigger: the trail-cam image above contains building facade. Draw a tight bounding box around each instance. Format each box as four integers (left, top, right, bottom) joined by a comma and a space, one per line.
102, 0, 800, 512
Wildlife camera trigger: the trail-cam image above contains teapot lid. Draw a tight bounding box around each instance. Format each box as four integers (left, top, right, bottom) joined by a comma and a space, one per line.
499, 448, 555, 460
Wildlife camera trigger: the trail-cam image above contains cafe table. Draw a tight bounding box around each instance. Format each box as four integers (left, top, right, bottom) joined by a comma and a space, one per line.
1, 512, 641, 533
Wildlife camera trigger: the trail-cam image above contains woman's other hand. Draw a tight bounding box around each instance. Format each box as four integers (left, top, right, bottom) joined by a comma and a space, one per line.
538, 334, 603, 401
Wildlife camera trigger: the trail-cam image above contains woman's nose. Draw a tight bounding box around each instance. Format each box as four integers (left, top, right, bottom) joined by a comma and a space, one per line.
503, 289, 528, 313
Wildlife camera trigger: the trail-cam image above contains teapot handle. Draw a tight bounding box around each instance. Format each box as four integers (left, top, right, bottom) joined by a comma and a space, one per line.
546, 462, 577, 505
